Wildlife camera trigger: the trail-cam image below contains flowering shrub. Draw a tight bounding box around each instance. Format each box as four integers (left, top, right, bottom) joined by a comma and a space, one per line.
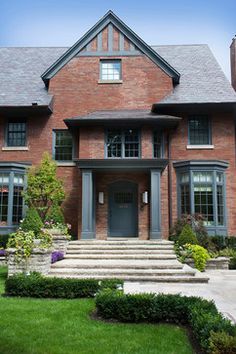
44, 220, 71, 239
51, 251, 64, 264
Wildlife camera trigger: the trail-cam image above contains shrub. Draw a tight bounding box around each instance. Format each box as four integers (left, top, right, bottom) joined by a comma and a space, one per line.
169, 214, 208, 242
51, 251, 64, 263
185, 244, 210, 271
226, 237, 236, 249
45, 204, 65, 224
5, 273, 124, 299
0, 234, 10, 249
20, 207, 43, 236
209, 331, 236, 354
7, 229, 52, 264
229, 256, 236, 270
178, 224, 198, 247
95, 291, 236, 354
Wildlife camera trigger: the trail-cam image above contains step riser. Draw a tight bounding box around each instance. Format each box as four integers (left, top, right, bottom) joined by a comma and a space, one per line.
69, 241, 173, 245
51, 264, 183, 270
64, 255, 176, 260
66, 251, 175, 255
67, 248, 174, 252
49, 270, 195, 276
47, 274, 208, 283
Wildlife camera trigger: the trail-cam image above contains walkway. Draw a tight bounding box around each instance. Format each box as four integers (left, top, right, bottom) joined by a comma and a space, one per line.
124, 270, 236, 323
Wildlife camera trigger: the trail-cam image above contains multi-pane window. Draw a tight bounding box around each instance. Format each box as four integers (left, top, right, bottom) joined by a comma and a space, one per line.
0, 171, 24, 227
153, 132, 163, 158
7, 121, 26, 146
179, 173, 190, 215
106, 129, 139, 158
178, 169, 225, 229
188, 116, 210, 145
100, 60, 121, 81
54, 130, 73, 161
0, 174, 9, 226
193, 172, 214, 226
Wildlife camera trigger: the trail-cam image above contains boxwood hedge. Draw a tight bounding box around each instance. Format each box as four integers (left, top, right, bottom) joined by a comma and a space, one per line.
96, 291, 236, 353
5, 272, 123, 299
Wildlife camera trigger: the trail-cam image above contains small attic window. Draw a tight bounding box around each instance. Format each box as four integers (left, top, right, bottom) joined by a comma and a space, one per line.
100, 60, 121, 81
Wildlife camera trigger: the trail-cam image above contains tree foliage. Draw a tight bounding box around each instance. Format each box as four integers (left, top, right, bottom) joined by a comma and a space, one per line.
23, 153, 65, 220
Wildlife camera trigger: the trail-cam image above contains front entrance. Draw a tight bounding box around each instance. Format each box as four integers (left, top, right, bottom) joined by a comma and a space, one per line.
108, 181, 138, 237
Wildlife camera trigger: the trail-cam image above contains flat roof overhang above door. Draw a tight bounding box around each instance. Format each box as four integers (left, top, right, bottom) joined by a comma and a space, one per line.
64, 110, 182, 128
75, 158, 169, 172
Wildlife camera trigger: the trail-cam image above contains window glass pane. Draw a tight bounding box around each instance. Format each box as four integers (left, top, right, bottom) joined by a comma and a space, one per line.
7, 122, 26, 147
217, 185, 224, 225
193, 172, 212, 183
54, 131, 73, 161
124, 129, 139, 157
12, 185, 24, 224
153, 132, 162, 158
189, 116, 210, 145
13, 174, 24, 185
107, 130, 122, 158
0, 173, 9, 225
180, 173, 189, 183
216, 172, 223, 183
101, 60, 121, 81
180, 184, 190, 215
194, 181, 214, 225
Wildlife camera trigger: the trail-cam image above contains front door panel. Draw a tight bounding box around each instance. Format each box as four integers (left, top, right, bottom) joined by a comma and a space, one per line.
109, 181, 138, 237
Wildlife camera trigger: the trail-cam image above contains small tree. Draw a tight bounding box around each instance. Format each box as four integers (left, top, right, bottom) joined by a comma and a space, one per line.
23, 153, 65, 220
45, 204, 65, 224
20, 207, 43, 236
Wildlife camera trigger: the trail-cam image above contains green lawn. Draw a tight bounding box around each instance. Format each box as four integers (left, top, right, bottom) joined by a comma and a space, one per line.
0, 267, 195, 354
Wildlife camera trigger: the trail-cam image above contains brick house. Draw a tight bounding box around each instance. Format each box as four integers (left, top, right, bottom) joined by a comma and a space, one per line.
1, 11, 236, 240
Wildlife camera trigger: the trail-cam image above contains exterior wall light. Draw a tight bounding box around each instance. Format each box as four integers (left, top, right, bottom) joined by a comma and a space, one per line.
98, 192, 104, 204
142, 191, 148, 204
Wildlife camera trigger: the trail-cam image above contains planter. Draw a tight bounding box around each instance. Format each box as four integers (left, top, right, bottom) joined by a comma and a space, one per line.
7, 247, 52, 277
45, 229, 69, 254
186, 257, 229, 270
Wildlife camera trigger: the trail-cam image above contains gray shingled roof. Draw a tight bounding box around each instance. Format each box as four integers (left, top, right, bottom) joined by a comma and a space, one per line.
0, 44, 235, 107
153, 44, 236, 104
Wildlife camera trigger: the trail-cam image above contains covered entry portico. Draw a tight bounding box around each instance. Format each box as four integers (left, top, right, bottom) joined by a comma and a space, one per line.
76, 159, 168, 240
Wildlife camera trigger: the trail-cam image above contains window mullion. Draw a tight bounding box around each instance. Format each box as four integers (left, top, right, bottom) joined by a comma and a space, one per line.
122, 132, 125, 158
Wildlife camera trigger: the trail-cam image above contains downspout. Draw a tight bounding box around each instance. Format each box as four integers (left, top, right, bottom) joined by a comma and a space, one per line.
167, 132, 173, 231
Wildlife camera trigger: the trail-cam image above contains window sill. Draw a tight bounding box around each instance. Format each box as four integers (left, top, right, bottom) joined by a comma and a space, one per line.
98, 80, 123, 84
56, 161, 76, 167
2, 146, 29, 151
186, 145, 214, 150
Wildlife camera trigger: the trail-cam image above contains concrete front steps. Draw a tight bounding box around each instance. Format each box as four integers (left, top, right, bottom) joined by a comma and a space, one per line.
48, 239, 209, 283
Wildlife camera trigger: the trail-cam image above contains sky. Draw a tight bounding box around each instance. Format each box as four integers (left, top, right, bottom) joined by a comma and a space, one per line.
0, 0, 235, 80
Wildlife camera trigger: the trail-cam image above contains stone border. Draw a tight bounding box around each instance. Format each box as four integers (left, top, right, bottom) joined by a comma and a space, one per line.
186, 257, 229, 270
7, 248, 52, 276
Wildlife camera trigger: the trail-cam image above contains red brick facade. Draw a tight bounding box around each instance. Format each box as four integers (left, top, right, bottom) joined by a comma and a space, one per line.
1, 14, 236, 239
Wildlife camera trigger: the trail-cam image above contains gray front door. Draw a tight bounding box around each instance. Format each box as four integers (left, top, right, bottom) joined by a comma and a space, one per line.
108, 181, 138, 237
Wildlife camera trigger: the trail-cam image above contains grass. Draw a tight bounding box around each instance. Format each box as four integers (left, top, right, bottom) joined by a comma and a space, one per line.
0, 266, 195, 354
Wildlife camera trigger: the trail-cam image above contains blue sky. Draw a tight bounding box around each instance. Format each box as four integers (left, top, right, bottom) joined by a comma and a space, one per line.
0, 0, 235, 79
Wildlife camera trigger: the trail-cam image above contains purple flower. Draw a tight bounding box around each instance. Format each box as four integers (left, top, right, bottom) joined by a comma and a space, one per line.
51, 251, 64, 264
0, 249, 6, 256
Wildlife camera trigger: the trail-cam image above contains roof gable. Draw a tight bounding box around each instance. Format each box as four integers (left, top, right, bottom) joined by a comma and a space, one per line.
41, 10, 180, 85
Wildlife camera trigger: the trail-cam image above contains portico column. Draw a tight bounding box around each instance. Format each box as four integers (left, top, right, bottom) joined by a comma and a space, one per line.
150, 169, 161, 239
81, 170, 95, 239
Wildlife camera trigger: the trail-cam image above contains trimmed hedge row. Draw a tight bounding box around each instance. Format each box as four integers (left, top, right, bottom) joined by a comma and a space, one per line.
96, 291, 236, 354
5, 273, 123, 299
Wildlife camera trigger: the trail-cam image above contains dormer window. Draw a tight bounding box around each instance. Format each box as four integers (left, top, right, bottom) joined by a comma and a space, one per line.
100, 60, 121, 81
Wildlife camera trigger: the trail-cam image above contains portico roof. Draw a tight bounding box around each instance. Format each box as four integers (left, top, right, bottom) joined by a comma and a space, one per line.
64, 110, 182, 127
75, 158, 168, 171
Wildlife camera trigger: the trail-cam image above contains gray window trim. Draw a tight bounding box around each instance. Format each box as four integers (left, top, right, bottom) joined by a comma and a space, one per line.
52, 129, 74, 162
5, 119, 27, 147
188, 115, 212, 145
105, 128, 141, 159
100, 59, 122, 81
176, 163, 227, 235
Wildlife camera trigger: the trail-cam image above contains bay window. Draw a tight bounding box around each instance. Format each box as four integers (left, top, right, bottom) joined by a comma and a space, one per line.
175, 161, 228, 235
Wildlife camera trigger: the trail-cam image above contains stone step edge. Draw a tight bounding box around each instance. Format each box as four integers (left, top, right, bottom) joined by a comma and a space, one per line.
49, 269, 196, 275
46, 274, 209, 283
51, 264, 183, 270
64, 255, 177, 259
